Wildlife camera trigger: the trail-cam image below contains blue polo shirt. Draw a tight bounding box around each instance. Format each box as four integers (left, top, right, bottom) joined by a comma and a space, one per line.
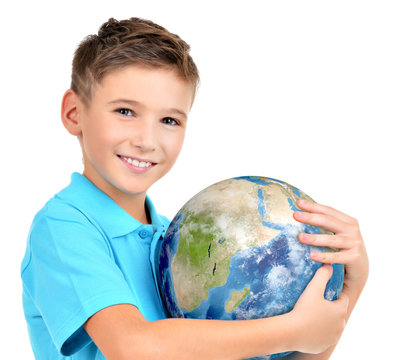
21, 173, 169, 359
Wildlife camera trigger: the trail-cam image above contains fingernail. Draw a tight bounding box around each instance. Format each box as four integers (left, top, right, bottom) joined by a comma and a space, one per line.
302, 233, 310, 241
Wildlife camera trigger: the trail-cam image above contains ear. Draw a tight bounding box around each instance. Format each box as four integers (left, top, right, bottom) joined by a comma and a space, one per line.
61, 89, 82, 136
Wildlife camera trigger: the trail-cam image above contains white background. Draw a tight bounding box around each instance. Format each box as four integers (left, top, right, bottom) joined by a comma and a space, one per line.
1, 0, 411, 358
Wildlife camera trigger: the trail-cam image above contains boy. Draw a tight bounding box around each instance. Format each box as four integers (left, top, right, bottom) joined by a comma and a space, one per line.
21, 17, 368, 360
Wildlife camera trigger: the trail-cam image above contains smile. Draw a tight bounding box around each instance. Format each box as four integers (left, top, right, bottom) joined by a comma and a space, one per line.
119, 156, 153, 168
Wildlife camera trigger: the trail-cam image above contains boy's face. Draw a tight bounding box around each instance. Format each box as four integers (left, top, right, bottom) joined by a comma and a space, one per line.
75, 65, 193, 204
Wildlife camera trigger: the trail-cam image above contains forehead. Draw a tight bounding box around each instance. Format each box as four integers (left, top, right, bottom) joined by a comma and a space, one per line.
93, 65, 194, 111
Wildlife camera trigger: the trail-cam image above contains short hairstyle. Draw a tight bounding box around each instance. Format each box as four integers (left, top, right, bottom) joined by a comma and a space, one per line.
71, 17, 200, 105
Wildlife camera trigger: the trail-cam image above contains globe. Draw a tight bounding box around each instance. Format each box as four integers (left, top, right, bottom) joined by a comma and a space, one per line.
156, 176, 344, 359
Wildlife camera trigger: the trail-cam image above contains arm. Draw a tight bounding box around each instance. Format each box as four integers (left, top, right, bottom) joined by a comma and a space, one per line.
83, 264, 349, 360
290, 200, 369, 360
84, 303, 294, 360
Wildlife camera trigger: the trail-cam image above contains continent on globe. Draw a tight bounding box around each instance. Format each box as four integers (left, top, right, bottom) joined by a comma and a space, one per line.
156, 176, 344, 360
225, 286, 251, 313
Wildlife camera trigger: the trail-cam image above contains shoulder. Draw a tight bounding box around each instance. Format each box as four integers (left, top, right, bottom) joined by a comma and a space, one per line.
21, 197, 109, 274
30, 197, 101, 237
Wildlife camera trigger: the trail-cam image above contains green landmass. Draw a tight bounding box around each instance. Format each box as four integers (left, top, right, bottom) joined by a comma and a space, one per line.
172, 211, 234, 311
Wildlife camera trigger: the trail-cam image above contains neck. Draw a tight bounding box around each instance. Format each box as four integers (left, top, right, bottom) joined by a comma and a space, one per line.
82, 172, 150, 224
115, 192, 150, 224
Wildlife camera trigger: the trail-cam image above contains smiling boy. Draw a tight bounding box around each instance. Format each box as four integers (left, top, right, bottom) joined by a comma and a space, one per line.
21, 18, 368, 360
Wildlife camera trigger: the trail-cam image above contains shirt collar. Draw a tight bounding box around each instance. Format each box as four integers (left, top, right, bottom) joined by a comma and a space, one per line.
56, 172, 164, 238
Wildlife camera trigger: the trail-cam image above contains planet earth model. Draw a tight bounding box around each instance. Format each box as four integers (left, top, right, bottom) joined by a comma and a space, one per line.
156, 176, 344, 359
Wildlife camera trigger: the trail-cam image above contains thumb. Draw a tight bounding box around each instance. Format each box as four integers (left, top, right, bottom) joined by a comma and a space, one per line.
305, 264, 334, 298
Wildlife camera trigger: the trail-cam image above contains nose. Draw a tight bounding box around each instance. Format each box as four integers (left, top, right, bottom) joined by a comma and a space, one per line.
130, 118, 157, 153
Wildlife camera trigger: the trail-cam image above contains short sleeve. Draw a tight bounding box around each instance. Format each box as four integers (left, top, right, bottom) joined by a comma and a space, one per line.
21, 204, 138, 356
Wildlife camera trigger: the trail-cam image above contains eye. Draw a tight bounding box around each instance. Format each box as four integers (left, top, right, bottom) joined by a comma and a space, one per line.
116, 108, 134, 117
162, 117, 180, 126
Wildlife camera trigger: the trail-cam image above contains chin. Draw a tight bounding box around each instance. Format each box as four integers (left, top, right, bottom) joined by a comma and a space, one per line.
117, 183, 149, 196
106, 177, 148, 197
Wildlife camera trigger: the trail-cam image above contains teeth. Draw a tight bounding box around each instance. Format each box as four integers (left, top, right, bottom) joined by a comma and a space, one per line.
123, 157, 152, 168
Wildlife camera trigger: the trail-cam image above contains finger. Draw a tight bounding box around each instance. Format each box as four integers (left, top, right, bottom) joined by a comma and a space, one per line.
299, 233, 352, 250
293, 211, 346, 234
304, 264, 333, 298
310, 249, 352, 265
297, 200, 357, 225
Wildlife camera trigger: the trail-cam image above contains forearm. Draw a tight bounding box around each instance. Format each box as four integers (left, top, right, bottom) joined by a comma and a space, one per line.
137, 314, 295, 360
86, 264, 356, 360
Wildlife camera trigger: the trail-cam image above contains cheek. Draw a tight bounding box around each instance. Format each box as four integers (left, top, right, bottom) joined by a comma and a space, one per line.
163, 132, 185, 161
87, 118, 124, 145
83, 128, 105, 154
82, 122, 120, 159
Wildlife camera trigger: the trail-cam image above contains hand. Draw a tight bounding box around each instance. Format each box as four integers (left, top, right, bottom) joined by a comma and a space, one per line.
289, 264, 349, 354
293, 200, 369, 298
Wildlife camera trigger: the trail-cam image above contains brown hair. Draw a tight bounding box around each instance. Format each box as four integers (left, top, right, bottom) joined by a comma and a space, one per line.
71, 17, 200, 105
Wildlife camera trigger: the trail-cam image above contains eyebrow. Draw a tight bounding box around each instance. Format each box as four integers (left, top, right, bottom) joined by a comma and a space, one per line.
107, 99, 188, 120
